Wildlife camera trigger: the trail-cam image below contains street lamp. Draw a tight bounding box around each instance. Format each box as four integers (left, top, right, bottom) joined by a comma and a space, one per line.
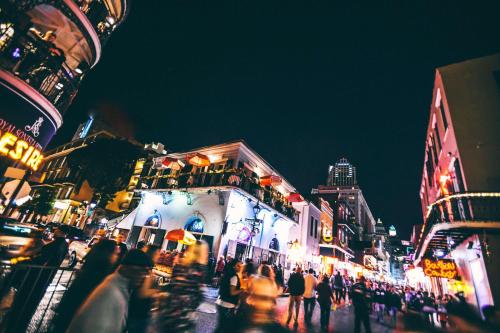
253, 201, 261, 216
244, 201, 263, 260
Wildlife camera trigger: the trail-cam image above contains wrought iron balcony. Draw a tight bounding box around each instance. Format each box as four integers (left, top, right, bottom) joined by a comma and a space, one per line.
415, 192, 500, 260
0, 29, 81, 114
145, 169, 298, 220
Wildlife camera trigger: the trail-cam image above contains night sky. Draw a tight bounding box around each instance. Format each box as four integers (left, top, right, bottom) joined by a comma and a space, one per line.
51, 1, 500, 239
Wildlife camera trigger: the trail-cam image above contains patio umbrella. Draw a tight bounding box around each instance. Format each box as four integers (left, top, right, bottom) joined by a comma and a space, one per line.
260, 175, 282, 187
161, 157, 185, 170
187, 153, 210, 167
165, 229, 197, 245
287, 192, 304, 202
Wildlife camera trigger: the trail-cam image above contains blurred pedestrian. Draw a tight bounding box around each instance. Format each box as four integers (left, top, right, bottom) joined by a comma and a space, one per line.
215, 259, 243, 333
158, 240, 208, 332
316, 274, 335, 331
128, 245, 160, 333
239, 264, 288, 333
422, 291, 436, 326
115, 234, 129, 265
6, 228, 68, 332
385, 286, 400, 327
350, 276, 372, 333
332, 271, 344, 304
374, 284, 386, 323
303, 268, 317, 325
286, 266, 305, 327
66, 250, 153, 333
51, 239, 119, 332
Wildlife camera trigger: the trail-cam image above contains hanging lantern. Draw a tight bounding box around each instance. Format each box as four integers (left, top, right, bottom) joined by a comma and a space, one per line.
187, 153, 210, 167
260, 175, 282, 187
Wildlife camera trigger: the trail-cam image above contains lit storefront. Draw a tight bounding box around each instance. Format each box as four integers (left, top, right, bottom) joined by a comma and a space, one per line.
127, 188, 297, 264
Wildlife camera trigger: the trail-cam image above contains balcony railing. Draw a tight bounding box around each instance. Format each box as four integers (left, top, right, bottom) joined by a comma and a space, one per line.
143, 170, 298, 220
0, 29, 81, 114
417, 192, 500, 255
76, 0, 121, 43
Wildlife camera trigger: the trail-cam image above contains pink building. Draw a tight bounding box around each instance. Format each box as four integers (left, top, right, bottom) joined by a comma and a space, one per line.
414, 54, 500, 316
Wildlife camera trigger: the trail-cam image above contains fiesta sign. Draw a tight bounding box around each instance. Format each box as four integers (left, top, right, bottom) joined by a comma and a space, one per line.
0, 131, 43, 171
423, 258, 458, 279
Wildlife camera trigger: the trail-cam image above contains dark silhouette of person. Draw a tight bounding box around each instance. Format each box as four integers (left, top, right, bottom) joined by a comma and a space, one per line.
51, 239, 119, 332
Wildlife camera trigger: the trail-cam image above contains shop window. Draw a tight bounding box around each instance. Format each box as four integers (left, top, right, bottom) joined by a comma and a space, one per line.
439, 102, 448, 130
310, 216, 314, 237
434, 126, 442, 151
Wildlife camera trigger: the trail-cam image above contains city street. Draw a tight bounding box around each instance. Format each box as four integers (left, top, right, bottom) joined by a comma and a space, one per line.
194, 288, 401, 333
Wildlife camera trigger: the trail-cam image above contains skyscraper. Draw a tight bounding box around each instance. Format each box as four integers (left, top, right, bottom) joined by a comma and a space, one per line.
327, 158, 357, 186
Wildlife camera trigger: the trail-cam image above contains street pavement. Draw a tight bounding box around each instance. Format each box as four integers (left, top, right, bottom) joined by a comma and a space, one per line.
195, 288, 402, 333
27, 276, 403, 333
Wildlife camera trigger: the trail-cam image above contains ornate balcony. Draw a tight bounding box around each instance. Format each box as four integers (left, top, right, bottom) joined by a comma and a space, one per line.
142, 169, 298, 220
415, 192, 500, 262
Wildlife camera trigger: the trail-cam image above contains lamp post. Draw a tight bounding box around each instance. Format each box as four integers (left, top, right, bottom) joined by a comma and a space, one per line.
244, 201, 262, 260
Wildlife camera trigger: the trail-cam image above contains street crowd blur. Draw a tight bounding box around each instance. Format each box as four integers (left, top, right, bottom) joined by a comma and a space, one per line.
0, 225, 499, 333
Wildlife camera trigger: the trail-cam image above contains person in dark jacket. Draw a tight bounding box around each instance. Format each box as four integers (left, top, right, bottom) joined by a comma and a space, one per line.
286, 266, 305, 327
350, 276, 372, 333
316, 275, 335, 331
373, 284, 386, 323
52, 239, 119, 332
332, 271, 344, 304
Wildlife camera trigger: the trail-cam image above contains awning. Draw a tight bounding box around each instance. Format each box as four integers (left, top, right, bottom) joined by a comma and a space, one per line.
2, 180, 31, 202
115, 208, 138, 230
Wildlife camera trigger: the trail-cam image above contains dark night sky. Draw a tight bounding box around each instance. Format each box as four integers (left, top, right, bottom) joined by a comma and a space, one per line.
51, 1, 500, 239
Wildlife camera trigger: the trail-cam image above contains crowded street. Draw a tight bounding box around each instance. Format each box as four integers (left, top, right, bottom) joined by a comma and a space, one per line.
1, 0, 500, 332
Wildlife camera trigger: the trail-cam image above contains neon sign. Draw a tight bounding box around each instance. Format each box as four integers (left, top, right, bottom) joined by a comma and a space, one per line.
0, 131, 43, 171
423, 258, 458, 279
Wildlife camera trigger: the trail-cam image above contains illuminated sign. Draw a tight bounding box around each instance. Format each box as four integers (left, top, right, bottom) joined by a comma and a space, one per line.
422, 258, 458, 279
0, 130, 43, 171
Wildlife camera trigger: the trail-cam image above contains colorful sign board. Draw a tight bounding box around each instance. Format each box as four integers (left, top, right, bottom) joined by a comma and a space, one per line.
0, 83, 59, 170
422, 258, 458, 279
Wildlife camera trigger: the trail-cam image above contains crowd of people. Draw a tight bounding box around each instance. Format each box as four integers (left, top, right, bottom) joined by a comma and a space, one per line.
2, 230, 499, 333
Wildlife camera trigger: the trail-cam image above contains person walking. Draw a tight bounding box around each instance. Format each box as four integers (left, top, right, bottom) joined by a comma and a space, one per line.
350, 276, 372, 333
303, 268, 317, 326
238, 264, 289, 333
66, 250, 153, 333
385, 286, 400, 327
286, 266, 305, 327
374, 284, 386, 323
158, 240, 209, 332
316, 275, 335, 332
332, 271, 344, 304
215, 259, 243, 333
51, 239, 119, 332
214, 256, 225, 286
127, 245, 161, 333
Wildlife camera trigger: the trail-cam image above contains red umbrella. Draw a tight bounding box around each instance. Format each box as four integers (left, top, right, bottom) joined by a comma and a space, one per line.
260, 175, 282, 187
287, 192, 304, 202
165, 229, 197, 245
188, 153, 210, 167
161, 157, 185, 170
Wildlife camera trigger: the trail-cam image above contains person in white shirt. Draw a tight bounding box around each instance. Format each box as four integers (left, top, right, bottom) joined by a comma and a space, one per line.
303, 268, 318, 325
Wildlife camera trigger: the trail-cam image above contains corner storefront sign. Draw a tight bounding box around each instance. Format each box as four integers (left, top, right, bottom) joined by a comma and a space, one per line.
0, 130, 43, 171
422, 258, 458, 279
